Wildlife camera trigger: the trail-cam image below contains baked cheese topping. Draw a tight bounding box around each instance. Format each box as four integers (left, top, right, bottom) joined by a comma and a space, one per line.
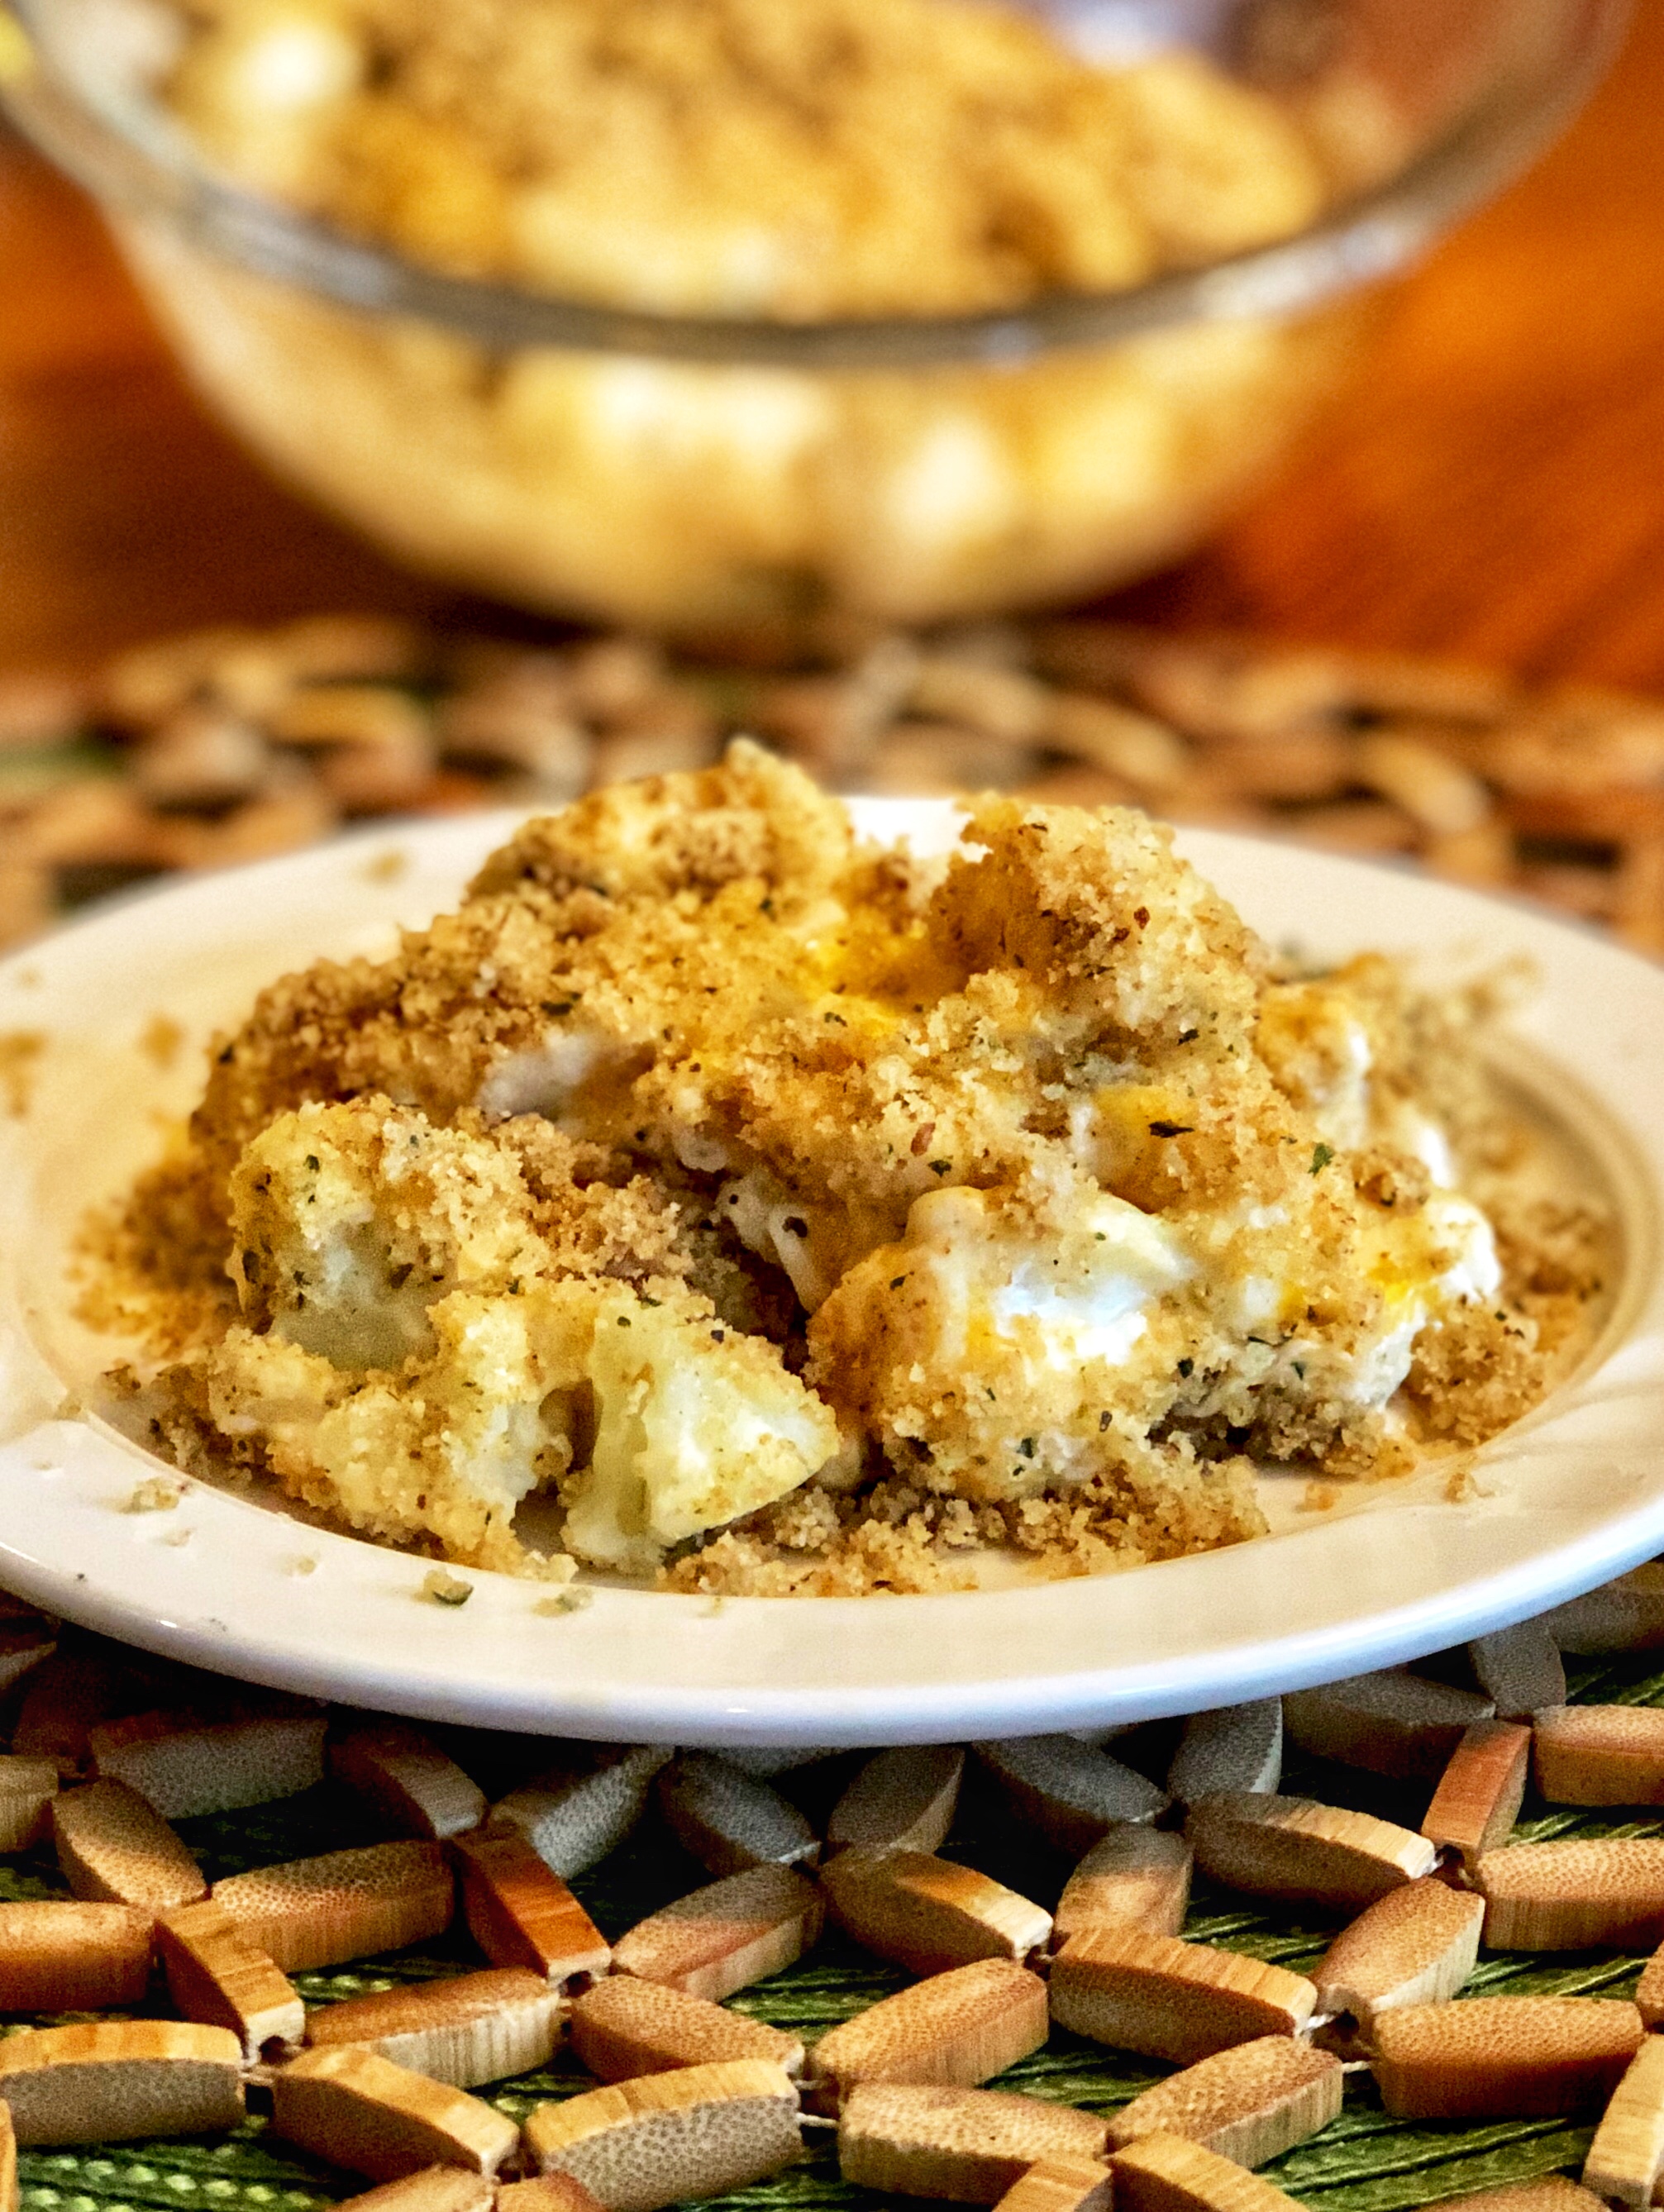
95, 745, 1601, 1592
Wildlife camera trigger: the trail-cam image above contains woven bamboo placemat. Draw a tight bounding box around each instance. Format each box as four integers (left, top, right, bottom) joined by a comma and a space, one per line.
3, 617, 1663, 955
4, 1635, 1664, 2212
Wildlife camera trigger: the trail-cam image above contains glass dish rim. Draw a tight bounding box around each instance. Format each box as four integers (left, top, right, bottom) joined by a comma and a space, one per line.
0, 0, 1633, 369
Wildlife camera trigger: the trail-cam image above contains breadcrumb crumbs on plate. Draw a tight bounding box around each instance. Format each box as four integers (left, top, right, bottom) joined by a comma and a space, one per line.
138, 1014, 186, 1071
72, 746, 1609, 1596
0, 1029, 46, 1116
124, 1475, 183, 1513
422, 1566, 474, 1606
535, 1588, 594, 1616
360, 848, 410, 884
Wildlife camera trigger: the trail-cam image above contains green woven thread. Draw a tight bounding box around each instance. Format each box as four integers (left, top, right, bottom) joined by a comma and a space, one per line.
4, 1649, 1662, 2210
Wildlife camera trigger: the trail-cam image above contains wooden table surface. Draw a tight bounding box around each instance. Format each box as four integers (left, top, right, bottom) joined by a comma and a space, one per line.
2, 5, 1662, 687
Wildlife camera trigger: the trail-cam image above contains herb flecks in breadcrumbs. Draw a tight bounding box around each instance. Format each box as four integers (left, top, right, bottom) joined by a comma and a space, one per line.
80, 744, 1604, 1591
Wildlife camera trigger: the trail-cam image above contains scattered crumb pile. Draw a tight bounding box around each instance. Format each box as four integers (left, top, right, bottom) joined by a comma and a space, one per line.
159, 0, 1328, 317
83, 746, 1604, 1594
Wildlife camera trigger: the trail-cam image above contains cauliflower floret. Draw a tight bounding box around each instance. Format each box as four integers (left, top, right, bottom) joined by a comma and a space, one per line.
200, 1269, 840, 1572
465, 738, 852, 907
182, 1091, 839, 1571
809, 1180, 1194, 1501
929, 794, 1264, 1051
203, 1287, 572, 1568
565, 1283, 842, 1574
231, 1095, 553, 1368
188, 745, 851, 1186
808, 1144, 1503, 1509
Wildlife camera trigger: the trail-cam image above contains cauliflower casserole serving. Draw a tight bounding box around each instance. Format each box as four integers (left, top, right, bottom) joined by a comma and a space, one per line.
88, 750, 1605, 1594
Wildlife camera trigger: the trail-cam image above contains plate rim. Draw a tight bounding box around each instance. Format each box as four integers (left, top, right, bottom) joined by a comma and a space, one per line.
3, 803, 1663, 1745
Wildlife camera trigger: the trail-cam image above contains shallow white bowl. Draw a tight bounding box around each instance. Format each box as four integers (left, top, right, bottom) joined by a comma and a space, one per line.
1, 803, 1661, 1747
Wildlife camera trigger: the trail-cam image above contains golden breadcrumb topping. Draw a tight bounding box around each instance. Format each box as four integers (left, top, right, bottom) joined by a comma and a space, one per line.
83, 745, 1604, 1591
163, 0, 1326, 317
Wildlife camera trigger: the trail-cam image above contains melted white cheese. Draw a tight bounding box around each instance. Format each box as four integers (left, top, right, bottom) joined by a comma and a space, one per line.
479, 1032, 608, 1120
1260, 1189, 1502, 1412
914, 1184, 1194, 1375
1422, 1190, 1502, 1305
718, 1171, 837, 1309
1378, 1099, 1459, 1189
1309, 1017, 1375, 1152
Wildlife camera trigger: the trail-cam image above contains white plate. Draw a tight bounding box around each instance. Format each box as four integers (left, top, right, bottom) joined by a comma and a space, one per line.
1, 803, 1662, 1747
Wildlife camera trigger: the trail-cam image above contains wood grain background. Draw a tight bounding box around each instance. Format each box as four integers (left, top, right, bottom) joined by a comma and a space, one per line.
1, 5, 1661, 684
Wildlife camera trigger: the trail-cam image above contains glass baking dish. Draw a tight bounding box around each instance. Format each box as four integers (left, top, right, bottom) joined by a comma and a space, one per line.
0, 0, 1630, 641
